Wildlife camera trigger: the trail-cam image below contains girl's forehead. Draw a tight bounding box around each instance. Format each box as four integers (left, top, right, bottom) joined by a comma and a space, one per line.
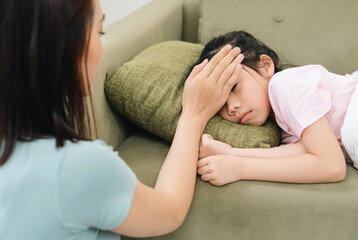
241, 66, 256, 78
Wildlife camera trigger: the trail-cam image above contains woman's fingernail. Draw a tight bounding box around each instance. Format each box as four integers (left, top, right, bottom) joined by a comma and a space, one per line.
237, 53, 244, 60
225, 44, 232, 50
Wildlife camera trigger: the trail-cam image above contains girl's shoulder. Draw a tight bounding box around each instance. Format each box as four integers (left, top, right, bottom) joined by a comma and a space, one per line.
268, 65, 333, 139
270, 65, 328, 87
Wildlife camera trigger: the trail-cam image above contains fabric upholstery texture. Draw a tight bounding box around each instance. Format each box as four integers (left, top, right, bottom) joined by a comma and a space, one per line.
97, 132, 358, 240
105, 41, 280, 148
94, 0, 358, 239
199, 0, 358, 75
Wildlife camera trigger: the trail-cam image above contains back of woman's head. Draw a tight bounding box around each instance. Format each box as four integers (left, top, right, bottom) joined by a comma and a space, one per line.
0, 0, 95, 165
189, 31, 284, 76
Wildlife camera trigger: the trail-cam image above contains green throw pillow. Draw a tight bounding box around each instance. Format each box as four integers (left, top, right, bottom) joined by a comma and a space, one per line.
105, 41, 281, 148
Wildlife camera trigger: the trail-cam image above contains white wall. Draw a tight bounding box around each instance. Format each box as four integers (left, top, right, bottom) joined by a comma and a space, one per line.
100, 0, 152, 27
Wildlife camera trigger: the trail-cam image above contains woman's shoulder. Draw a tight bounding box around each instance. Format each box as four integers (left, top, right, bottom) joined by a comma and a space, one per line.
16, 138, 110, 153
61, 139, 125, 173
13, 138, 122, 175
64, 139, 114, 156
56, 139, 137, 231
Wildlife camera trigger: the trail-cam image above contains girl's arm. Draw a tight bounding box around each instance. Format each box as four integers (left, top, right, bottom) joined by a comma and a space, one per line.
199, 133, 307, 159
198, 116, 346, 186
112, 46, 244, 237
232, 142, 307, 158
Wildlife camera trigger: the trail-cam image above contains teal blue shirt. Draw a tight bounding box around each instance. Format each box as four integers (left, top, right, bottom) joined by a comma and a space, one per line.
0, 139, 137, 239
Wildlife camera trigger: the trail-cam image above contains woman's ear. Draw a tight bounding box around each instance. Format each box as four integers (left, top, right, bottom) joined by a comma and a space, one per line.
259, 54, 275, 78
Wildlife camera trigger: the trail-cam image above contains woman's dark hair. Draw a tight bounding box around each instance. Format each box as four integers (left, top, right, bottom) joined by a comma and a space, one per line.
189, 31, 287, 77
0, 0, 96, 166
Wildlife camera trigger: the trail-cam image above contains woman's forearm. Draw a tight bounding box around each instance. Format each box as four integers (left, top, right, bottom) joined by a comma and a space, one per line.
230, 141, 307, 159
155, 114, 205, 217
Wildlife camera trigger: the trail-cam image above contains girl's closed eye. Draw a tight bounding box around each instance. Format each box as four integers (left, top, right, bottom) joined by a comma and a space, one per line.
99, 31, 105, 36
231, 82, 238, 91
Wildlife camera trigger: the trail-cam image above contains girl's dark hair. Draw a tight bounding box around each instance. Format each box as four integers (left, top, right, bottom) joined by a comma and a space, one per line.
189, 31, 287, 77
0, 0, 96, 166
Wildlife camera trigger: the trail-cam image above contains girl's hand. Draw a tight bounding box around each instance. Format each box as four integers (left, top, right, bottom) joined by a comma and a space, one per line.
199, 134, 232, 159
182, 45, 244, 123
197, 155, 242, 186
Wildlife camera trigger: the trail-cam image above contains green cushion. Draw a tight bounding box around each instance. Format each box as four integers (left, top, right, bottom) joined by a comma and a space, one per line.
104, 41, 281, 148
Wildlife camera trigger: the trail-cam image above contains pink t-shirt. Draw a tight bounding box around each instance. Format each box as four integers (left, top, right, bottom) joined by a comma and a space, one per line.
268, 65, 358, 144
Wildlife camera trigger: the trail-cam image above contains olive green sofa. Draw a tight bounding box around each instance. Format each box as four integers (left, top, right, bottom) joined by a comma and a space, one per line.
94, 0, 358, 239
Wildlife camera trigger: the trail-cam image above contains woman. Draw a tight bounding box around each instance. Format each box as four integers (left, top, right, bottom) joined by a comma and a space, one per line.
0, 0, 243, 239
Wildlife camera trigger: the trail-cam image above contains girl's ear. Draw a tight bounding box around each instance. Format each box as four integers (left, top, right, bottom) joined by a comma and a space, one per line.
259, 54, 275, 78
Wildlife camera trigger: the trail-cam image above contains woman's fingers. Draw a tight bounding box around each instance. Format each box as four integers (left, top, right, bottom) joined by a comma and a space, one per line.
197, 44, 233, 78
209, 47, 242, 82
221, 64, 242, 94
186, 59, 208, 83
217, 53, 244, 88
182, 44, 244, 122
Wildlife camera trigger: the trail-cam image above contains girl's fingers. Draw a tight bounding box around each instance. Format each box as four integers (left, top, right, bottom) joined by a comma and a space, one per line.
208, 47, 241, 82
200, 173, 213, 182
197, 44, 233, 78
201, 134, 211, 144
204, 134, 213, 140
197, 159, 208, 168
197, 165, 210, 175
186, 59, 208, 83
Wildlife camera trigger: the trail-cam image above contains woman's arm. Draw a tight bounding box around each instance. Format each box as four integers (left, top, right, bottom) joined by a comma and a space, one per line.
198, 117, 346, 186
199, 133, 307, 159
114, 116, 206, 236
112, 45, 244, 237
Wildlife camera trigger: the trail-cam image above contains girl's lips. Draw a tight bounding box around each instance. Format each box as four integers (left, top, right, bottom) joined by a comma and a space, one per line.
239, 111, 251, 124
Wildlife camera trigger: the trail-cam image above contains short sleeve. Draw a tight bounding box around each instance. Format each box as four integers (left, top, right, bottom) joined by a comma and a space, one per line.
269, 65, 332, 139
57, 140, 137, 231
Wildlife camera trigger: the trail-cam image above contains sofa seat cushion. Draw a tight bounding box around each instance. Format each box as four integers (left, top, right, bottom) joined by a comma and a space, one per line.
105, 40, 281, 149
97, 131, 358, 240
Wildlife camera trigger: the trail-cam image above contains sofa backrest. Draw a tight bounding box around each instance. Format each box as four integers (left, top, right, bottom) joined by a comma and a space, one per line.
185, 0, 358, 74
182, 0, 201, 43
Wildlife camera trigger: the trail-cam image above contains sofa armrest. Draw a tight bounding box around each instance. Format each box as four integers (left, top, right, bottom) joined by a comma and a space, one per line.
91, 0, 183, 149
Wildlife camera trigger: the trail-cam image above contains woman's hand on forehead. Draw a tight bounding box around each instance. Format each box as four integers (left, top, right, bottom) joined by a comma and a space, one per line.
182, 45, 244, 122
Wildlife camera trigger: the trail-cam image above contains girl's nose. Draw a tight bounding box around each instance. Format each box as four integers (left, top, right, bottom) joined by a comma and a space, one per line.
228, 101, 240, 116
